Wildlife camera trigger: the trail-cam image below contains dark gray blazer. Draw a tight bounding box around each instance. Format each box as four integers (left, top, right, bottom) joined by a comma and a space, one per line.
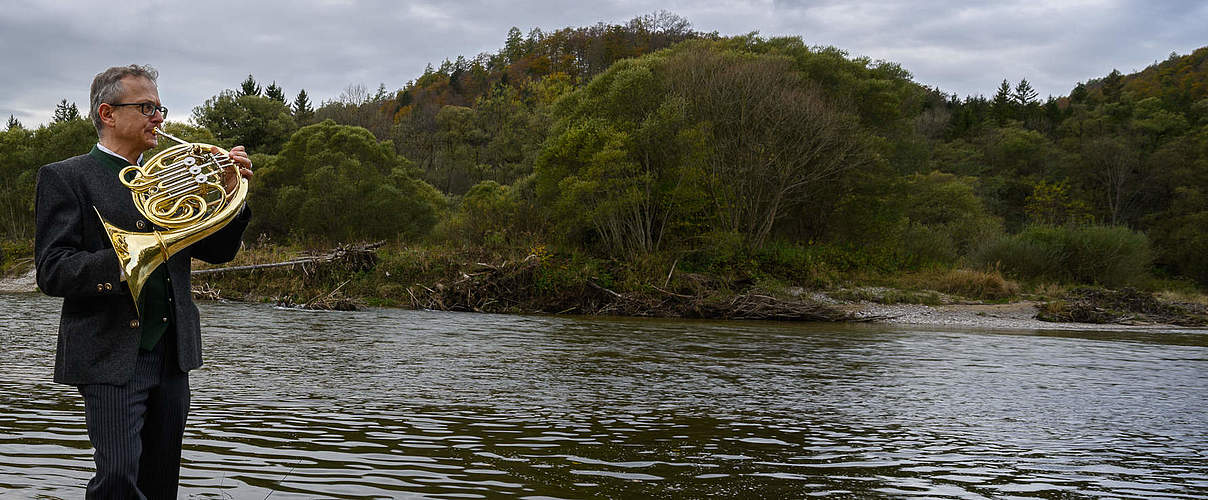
35, 152, 250, 386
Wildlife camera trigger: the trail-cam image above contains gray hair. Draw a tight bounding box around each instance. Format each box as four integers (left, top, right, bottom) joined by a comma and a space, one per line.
89, 64, 158, 135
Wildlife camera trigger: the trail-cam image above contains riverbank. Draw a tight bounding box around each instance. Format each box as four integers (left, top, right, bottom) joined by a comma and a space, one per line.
4, 242, 1206, 330
0, 267, 35, 294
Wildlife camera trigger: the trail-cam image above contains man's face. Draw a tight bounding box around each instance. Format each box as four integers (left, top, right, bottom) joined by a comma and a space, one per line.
107, 76, 163, 152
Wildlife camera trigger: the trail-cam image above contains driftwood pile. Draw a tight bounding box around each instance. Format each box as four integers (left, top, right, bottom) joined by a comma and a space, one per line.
404, 255, 850, 321
273, 279, 360, 311
404, 255, 554, 313
1037, 287, 1208, 326
194, 243, 849, 320
192, 242, 382, 310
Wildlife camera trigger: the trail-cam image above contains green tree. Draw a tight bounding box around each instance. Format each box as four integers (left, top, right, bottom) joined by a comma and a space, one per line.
31, 117, 97, 166
1070, 82, 1089, 104
991, 79, 1014, 125
264, 82, 286, 103
292, 89, 315, 125
52, 99, 80, 123
192, 90, 298, 154
439, 180, 528, 246
0, 126, 35, 238
250, 120, 445, 241
503, 27, 524, 63
1100, 69, 1123, 102
1013, 79, 1038, 105
1024, 179, 1093, 226
1076, 136, 1142, 225
429, 105, 485, 194
668, 47, 867, 248
536, 56, 707, 256
0, 118, 95, 238
1141, 125, 1208, 284
897, 171, 1003, 264
1131, 96, 1189, 145
5, 115, 20, 131
238, 74, 261, 97
829, 171, 1002, 266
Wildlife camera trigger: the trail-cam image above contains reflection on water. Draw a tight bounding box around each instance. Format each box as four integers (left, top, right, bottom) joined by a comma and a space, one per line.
2, 293, 1206, 498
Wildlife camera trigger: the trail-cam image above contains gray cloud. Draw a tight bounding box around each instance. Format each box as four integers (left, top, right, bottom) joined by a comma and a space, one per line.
1, 0, 1203, 128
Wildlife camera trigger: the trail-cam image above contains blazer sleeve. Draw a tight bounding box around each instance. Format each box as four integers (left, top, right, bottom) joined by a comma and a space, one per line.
190, 204, 251, 265
34, 166, 126, 298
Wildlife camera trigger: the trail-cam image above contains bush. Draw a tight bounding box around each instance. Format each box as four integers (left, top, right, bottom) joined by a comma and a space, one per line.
974, 225, 1152, 287
434, 181, 527, 248
931, 268, 1020, 300
826, 171, 1004, 269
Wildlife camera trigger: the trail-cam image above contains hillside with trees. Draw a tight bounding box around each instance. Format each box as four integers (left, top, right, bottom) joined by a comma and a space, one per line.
3, 14, 1207, 310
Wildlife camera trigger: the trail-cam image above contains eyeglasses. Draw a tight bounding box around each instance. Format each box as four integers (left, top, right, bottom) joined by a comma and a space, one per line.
110, 102, 167, 118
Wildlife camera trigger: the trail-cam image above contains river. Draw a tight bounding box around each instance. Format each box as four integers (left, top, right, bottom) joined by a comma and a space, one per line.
1, 292, 1206, 498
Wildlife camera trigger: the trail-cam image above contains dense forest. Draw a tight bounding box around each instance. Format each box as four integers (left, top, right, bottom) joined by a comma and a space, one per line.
3, 12, 1207, 297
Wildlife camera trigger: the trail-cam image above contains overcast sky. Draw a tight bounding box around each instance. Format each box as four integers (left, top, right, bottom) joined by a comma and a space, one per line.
2, 0, 1204, 128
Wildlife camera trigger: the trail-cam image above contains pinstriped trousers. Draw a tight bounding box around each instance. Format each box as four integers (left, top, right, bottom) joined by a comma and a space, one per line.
77, 332, 189, 500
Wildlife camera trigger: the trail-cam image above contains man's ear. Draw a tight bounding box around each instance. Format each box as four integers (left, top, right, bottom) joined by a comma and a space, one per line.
98, 103, 116, 128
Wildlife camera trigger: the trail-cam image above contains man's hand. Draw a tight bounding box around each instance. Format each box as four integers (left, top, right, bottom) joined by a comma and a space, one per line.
218, 145, 253, 194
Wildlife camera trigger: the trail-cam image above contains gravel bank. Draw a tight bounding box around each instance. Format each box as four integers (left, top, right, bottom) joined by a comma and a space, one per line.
0, 269, 35, 293
843, 300, 1199, 331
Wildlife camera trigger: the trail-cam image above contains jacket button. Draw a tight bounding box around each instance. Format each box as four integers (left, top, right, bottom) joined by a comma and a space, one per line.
136, 220, 146, 230
104, 283, 113, 290
129, 319, 140, 328
162, 317, 169, 323
96, 283, 104, 292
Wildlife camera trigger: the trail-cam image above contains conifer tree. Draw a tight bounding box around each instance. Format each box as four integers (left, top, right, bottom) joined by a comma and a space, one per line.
991, 79, 1014, 125
292, 89, 314, 124
265, 81, 286, 103
1013, 79, 1038, 105
5, 114, 21, 130
239, 74, 262, 97
52, 99, 80, 123
503, 27, 524, 63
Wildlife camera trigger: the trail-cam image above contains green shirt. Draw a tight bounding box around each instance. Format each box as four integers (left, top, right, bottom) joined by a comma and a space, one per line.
89, 145, 174, 352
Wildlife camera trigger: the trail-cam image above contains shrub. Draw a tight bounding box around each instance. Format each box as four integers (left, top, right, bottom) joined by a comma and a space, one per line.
435, 181, 524, 248
974, 225, 1152, 287
931, 269, 1020, 300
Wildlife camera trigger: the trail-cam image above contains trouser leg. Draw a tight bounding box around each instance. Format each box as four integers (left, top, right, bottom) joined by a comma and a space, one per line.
137, 335, 190, 499
78, 342, 161, 500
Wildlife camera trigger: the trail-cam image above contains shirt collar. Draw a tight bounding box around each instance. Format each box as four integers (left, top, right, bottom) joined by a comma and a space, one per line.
95, 142, 143, 166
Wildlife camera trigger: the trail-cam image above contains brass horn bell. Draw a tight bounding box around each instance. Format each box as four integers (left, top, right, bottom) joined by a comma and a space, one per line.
95, 127, 248, 314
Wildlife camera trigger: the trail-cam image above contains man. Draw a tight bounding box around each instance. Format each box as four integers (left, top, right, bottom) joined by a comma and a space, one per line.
34, 64, 253, 498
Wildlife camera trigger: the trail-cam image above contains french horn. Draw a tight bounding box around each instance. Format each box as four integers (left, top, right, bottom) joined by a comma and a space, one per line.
95, 127, 248, 314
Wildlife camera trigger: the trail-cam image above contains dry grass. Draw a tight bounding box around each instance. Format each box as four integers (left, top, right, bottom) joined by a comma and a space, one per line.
931, 269, 1020, 300
1156, 289, 1208, 306
1031, 282, 1066, 299
888, 268, 1020, 301
190, 242, 306, 270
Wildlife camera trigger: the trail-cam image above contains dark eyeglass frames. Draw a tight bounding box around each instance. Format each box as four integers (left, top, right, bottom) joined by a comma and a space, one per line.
110, 102, 167, 118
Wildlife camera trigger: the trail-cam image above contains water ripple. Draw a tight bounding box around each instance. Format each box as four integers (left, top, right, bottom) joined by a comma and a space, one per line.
1, 294, 1206, 498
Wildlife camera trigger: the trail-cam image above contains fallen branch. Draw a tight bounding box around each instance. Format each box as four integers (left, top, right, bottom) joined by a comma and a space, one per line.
191, 259, 315, 275
193, 241, 384, 276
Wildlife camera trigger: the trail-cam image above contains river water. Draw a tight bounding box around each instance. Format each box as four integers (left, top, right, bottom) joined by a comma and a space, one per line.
1, 292, 1206, 498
